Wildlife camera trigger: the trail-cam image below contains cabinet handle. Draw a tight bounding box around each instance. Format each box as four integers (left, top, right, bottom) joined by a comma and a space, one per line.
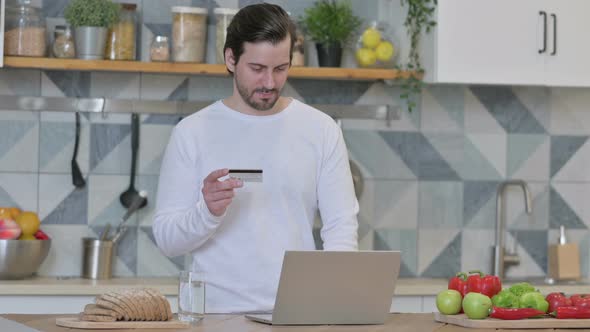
551, 13, 557, 55
539, 11, 547, 54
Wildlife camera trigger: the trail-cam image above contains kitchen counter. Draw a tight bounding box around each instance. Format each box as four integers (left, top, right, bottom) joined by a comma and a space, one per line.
1, 277, 589, 296
5, 313, 590, 332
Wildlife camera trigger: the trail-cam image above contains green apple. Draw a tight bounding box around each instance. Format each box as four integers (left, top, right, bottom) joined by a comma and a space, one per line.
462, 292, 492, 319
436, 290, 462, 315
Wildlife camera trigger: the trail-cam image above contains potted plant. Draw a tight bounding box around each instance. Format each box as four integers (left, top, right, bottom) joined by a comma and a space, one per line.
299, 0, 362, 67
64, 0, 120, 60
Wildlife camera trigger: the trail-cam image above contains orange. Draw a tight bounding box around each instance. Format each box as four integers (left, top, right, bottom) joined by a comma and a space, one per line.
19, 234, 36, 240
14, 211, 40, 236
9, 207, 21, 219
0, 208, 12, 220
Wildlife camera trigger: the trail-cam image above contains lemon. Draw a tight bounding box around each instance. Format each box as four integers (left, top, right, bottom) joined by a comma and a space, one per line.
15, 211, 40, 236
361, 28, 381, 49
375, 41, 395, 62
356, 48, 377, 67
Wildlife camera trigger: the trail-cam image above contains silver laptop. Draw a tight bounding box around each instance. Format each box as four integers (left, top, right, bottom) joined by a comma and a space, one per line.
245, 250, 401, 325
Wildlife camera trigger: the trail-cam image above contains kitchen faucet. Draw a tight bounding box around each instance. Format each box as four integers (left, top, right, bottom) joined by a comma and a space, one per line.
492, 180, 533, 279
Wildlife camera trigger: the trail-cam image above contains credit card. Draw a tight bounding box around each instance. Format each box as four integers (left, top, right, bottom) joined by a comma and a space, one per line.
228, 169, 263, 182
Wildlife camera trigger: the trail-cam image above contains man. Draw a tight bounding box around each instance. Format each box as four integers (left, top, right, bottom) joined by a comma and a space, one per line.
153, 3, 358, 313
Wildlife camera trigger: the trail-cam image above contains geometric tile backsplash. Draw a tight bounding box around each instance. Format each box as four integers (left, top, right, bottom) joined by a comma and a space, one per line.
2, 0, 590, 280
2, 69, 590, 280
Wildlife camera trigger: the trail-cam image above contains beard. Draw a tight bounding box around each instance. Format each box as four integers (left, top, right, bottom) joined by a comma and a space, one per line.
235, 71, 281, 111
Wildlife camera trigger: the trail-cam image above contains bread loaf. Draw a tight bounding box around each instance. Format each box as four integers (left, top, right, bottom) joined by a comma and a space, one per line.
82, 288, 172, 322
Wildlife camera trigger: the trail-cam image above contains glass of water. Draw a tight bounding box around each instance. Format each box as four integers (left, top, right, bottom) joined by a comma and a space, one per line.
178, 270, 206, 323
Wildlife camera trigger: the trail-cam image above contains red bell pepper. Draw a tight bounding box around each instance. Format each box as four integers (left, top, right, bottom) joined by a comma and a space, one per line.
555, 306, 590, 319
490, 307, 546, 320
448, 272, 467, 296
571, 294, 590, 308
465, 270, 502, 298
546, 292, 572, 313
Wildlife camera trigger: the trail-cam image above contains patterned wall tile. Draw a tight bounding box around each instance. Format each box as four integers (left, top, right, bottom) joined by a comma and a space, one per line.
551, 136, 590, 180
464, 88, 506, 134
372, 180, 417, 230
189, 76, 233, 101
0, 69, 41, 96
344, 129, 415, 180
461, 229, 494, 274
89, 117, 132, 175
418, 229, 461, 278
0, 111, 39, 172
379, 132, 460, 180
39, 112, 90, 175
508, 182, 549, 231
418, 181, 462, 228
550, 88, 590, 135
87, 175, 135, 228
90, 73, 141, 100
39, 174, 87, 224
374, 229, 417, 278
464, 134, 505, 180
507, 230, 548, 278
420, 86, 464, 133
463, 181, 499, 229
42, 71, 91, 98
137, 226, 182, 277
470, 86, 546, 134
141, 74, 191, 101
37, 225, 94, 277
551, 182, 590, 229
138, 120, 175, 175
0, 173, 38, 212
508, 134, 549, 181
513, 86, 551, 133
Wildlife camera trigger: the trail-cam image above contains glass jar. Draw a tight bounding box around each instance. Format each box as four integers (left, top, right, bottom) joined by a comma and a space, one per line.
214, 8, 239, 64
172, 6, 208, 63
4, 0, 46, 57
150, 36, 170, 62
105, 3, 137, 61
52, 25, 75, 58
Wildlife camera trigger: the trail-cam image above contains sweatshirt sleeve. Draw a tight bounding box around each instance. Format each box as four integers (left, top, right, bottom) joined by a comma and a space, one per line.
317, 121, 359, 251
152, 125, 223, 257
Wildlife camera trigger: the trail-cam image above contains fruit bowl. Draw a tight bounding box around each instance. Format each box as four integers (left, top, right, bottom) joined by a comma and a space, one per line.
0, 239, 51, 279
355, 21, 398, 68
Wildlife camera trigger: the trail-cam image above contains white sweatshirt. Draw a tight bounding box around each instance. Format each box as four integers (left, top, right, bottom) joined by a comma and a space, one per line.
152, 99, 359, 313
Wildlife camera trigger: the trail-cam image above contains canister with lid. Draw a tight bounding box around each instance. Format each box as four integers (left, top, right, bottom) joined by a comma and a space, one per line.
214, 8, 239, 64
105, 3, 137, 61
4, 0, 46, 57
172, 6, 208, 63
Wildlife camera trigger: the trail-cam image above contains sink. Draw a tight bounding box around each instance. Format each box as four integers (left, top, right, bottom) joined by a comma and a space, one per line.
503, 277, 590, 286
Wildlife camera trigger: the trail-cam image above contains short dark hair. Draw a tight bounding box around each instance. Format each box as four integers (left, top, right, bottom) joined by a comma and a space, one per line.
224, 3, 296, 73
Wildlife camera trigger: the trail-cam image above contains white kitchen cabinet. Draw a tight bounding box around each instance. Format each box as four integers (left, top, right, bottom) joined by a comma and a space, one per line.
420, 0, 590, 86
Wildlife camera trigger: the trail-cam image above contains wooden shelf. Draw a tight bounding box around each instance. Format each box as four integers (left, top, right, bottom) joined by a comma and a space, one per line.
3, 56, 414, 81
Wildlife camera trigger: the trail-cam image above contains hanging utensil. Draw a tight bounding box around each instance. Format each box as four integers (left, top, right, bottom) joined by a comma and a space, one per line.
111, 191, 148, 244
120, 113, 147, 209
71, 112, 86, 188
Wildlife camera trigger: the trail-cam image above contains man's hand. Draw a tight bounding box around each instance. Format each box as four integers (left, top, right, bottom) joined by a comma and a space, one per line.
202, 168, 243, 217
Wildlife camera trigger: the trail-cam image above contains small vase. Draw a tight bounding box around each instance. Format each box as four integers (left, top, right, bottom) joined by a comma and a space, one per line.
74, 26, 108, 60
316, 43, 342, 67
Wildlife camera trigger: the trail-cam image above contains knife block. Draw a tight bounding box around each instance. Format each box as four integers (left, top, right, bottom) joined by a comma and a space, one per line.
548, 243, 581, 280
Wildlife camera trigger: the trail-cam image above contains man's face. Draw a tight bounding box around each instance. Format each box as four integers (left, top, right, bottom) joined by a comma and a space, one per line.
230, 38, 291, 111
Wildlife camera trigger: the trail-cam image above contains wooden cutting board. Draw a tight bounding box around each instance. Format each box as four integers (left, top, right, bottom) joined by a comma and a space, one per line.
55, 317, 190, 329
435, 312, 590, 329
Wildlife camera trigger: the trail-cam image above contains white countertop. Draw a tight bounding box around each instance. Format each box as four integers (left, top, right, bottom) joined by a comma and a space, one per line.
1, 277, 589, 296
